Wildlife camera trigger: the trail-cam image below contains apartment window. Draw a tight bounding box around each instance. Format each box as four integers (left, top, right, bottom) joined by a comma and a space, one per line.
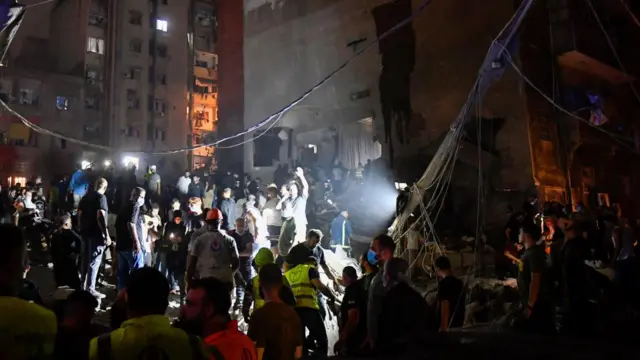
157, 44, 168, 58
194, 109, 211, 128
124, 67, 142, 80
83, 126, 101, 140
60, 139, 66, 149
129, 38, 142, 53
156, 19, 168, 32
0, 79, 12, 101
155, 128, 166, 141
85, 97, 98, 109
85, 68, 100, 80
56, 96, 69, 110
158, 74, 166, 85
19, 88, 37, 105
152, 98, 166, 115
88, 14, 105, 26
195, 60, 208, 68
86, 37, 105, 54
195, 84, 210, 93
127, 90, 139, 109
28, 132, 38, 148
196, 11, 213, 26
129, 10, 142, 25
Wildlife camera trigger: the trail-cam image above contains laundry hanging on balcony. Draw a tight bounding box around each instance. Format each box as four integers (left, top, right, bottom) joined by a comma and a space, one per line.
587, 92, 608, 126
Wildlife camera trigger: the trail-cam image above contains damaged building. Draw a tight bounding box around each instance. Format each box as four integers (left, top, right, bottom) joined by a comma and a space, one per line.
238, 0, 640, 227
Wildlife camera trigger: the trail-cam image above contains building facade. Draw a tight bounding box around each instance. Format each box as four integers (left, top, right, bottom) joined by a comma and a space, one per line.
189, 0, 218, 170
46, 0, 218, 176
0, 61, 87, 183
240, 0, 640, 224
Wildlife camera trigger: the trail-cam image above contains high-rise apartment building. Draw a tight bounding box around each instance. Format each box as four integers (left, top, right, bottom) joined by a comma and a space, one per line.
188, 0, 217, 169
47, 0, 218, 174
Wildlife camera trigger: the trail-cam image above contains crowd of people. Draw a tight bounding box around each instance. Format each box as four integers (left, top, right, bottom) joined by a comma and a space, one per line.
0, 159, 388, 359
3, 155, 639, 359
496, 199, 640, 334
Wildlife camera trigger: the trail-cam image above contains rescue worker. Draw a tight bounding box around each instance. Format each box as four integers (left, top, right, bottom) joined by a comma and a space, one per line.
89, 267, 209, 360
329, 208, 352, 255
242, 248, 295, 321
186, 208, 240, 293
285, 248, 337, 358
1, 225, 57, 359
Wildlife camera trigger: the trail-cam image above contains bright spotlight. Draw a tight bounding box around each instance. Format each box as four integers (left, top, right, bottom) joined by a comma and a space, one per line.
81, 160, 91, 170
122, 156, 140, 168
104, 160, 112, 167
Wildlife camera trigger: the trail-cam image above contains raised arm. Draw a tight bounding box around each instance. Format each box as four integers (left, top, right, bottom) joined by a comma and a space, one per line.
294, 167, 308, 198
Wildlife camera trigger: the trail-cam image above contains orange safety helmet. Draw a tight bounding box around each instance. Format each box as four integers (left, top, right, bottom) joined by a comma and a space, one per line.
205, 208, 223, 229
206, 208, 222, 221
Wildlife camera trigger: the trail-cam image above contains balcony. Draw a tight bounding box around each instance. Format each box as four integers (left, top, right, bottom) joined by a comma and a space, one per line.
194, 67, 217, 81
549, 0, 634, 84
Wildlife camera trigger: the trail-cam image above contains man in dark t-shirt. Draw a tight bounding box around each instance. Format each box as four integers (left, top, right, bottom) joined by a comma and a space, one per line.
114, 187, 146, 290
335, 266, 367, 356
435, 256, 464, 330
77, 178, 110, 297
518, 223, 554, 334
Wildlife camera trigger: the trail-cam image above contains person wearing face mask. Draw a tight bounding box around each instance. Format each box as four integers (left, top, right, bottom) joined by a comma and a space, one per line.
115, 187, 146, 290
175, 277, 257, 359
363, 234, 395, 350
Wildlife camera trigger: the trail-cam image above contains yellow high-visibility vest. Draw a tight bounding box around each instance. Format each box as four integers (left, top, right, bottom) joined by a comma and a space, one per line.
285, 264, 319, 310
252, 276, 265, 310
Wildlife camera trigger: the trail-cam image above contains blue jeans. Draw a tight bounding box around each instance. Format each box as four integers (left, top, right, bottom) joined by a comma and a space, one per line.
81, 236, 105, 292
155, 252, 178, 288
117, 250, 144, 290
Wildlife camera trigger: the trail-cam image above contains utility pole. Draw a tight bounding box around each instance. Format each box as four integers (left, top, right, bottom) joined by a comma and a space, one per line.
187, 0, 196, 170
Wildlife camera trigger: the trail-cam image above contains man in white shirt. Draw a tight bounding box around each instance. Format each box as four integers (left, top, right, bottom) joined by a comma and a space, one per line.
262, 184, 282, 252
176, 170, 191, 206
277, 167, 309, 257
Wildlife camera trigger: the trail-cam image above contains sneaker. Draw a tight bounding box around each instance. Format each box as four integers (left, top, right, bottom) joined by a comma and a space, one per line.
89, 290, 106, 299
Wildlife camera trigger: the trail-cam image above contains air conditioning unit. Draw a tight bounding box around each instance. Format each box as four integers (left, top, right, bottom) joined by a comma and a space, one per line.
157, 111, 165, 117
123, 72, 133, 79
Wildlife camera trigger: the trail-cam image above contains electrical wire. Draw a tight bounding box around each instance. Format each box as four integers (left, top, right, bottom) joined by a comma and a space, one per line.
584, 0, 640, 107
498, 45, 640, 155
1, 0, 436, 155
22, 0, 55, 8
618, 0, 640, 28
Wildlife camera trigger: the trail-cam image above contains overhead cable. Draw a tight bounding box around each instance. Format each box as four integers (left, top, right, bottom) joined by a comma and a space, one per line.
498, 46, 639, 155
585, 0, 640, 107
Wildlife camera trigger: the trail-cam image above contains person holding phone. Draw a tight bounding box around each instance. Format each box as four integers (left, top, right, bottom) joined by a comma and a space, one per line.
162, 210, 187, 294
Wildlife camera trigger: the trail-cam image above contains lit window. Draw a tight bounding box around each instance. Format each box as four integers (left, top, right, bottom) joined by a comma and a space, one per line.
86, 37, 105, 54
156, 19, 168, 32
307, 144, 318, 154
56, 96, 69, 110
